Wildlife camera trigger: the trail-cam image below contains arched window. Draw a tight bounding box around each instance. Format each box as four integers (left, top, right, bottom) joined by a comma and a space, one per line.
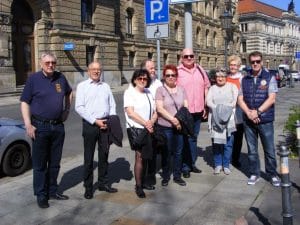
205, 29, 209, 47
212, 32, 217, 48
196, 27, 201, 45
175, 20, 180, 41
126, 8, 134, 37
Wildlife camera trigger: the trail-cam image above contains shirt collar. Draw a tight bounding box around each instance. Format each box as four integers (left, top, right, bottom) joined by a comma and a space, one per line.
88, 78, 102, 85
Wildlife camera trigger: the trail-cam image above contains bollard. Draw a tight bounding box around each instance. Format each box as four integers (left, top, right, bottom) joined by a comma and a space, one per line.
277, 145, 293, 225
296, 120, 300, 168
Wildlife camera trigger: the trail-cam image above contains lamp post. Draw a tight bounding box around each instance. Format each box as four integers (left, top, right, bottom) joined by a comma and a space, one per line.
220, 1, 233, 68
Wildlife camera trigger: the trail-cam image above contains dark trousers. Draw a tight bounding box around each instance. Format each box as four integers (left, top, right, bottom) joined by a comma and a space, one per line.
82, 121, 109, 190
143, 147, 157, 185
231, 123, 244, 164
31, 121, 65, 200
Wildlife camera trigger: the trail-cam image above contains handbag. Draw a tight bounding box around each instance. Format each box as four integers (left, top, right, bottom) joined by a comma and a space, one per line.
127, 125, 148, 149
152, 123, 167, 148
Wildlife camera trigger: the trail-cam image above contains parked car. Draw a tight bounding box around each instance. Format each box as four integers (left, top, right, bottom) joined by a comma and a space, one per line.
0, 118, 31, 176
290, 70, 300, 81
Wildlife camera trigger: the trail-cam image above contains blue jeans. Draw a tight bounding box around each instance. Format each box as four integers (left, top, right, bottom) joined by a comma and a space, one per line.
213, 134, 234, 168
243, 120, 277, 177
31, 120, 65, 199
182, 113, 201, 172
161, 127, 184, 180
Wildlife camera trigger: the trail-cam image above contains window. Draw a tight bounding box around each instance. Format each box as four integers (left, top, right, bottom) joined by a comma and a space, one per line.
81, 0, 93, 24
126, 8, 134, 38
175, 20, 180, 41
129, 51, 135, 67
196, 27, 201, 45
241, 41, 247, 53
148, 52, 153, 60
163, 53, 168, 66
177, 54, 181, 65
212, 32, 217, 48
86, 45, 95, 67
205, 29, 209, 47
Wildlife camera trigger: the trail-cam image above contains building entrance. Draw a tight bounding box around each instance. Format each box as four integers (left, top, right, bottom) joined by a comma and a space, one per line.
11, 0, 35, 86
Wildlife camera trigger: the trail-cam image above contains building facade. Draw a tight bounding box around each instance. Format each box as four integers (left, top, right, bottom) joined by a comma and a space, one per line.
238, 0, 300, 70
0, 0, 240, 93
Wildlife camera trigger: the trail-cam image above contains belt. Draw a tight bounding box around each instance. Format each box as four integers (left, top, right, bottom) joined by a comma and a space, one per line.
32, 115, 62, 125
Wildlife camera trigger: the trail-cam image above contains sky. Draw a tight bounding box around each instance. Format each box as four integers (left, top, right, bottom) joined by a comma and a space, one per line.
258, 0, 300, 15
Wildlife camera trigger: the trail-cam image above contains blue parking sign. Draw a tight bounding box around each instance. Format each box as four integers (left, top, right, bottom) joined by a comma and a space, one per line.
145, 0, 169, 25
296, 51, 300, 59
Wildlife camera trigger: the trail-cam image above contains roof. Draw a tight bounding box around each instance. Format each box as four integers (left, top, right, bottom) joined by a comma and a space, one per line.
237, 0, 284, 18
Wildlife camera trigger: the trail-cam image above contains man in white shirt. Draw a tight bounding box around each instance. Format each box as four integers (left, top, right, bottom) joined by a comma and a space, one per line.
75, 61, 117, 199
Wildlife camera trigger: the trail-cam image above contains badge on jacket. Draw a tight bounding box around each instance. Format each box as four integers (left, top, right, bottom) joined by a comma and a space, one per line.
259, 79, 267, 90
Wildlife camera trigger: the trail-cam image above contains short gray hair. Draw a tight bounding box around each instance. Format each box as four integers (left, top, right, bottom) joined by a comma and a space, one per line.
40, 52, 57, 61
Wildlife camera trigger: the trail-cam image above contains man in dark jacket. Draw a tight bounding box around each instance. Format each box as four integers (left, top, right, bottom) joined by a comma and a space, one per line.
238, 51, 280, 187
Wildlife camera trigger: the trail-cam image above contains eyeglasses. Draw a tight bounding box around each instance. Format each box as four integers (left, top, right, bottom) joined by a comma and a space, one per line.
137, 77, 148, 82
183, 54, 194, 59
165, 74, 177, 78
44, 61, 56, 65
250, 60, 261, 65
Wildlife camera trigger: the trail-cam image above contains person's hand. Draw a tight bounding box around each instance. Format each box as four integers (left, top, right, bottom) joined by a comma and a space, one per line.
61, 110, 70, 122
144, 120, 154, 133
202, 107, 208, 119
95, 119, 108, 129
25, 124, 36, 139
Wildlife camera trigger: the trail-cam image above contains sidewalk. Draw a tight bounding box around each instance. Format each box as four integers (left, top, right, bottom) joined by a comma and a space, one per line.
0, 84, 299, 225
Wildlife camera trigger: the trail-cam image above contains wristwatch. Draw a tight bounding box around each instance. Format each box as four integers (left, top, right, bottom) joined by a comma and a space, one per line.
257, 109, 262, 116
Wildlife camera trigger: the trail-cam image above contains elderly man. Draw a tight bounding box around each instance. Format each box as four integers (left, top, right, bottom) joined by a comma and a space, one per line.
21, 52, 72, 208
75, 61, 118, 199
177, 48, 211, 178
238, 51, 280, 187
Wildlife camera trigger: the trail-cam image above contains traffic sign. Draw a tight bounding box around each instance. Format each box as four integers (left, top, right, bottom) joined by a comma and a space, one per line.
144, 0, 169, 25
145, 24, 169, 39
64, 42, 75, 51
295, 51, 300, 59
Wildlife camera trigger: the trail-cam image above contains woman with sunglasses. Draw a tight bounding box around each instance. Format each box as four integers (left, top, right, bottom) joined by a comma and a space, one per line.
155, 64, 188, 186
124, 69, 157, 198
206, 69, 238, 175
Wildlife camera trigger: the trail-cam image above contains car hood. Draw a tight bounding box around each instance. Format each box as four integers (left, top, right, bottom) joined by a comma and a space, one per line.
0, 118, 24, 126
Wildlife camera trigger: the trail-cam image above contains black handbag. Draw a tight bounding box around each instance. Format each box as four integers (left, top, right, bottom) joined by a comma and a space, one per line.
127, 126, 148, 149
152, 123, 167, 148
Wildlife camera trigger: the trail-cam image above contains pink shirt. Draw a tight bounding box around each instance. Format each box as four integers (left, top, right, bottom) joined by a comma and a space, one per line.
177, 64, 210, 113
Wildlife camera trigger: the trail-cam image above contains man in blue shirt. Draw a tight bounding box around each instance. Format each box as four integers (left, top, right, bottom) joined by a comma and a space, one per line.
75, 61, 118, 199
20, 52, 72, 208
238, 51, 280, 187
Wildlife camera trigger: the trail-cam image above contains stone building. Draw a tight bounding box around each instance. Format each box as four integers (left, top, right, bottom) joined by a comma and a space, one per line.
0, 0, 240, 93
238, 0, 300, 70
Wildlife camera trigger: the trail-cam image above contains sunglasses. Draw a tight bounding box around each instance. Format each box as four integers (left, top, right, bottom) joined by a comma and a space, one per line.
250, 60, 261, 65
137, 77, 148, 82
44, 61, 56, 65
183, 54, 194, 59
165, 74, 177, 78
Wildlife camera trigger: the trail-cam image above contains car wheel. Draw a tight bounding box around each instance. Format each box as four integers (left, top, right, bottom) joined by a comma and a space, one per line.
2, 143, 30, 176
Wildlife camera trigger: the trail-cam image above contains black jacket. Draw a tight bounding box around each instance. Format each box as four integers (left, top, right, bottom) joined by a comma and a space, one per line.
174, 107, 195, 138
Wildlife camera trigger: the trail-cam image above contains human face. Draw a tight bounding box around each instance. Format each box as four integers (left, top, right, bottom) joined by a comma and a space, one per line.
250, 56, 262, 75
145, 61, 156, 80
181, 48, 195, 69
40, 55, 56, 76
215, 74, 227, 87
229, 60, 240, 75
88, 62, 102, 82
134, 75, 148, 90
164, 69, 177, 87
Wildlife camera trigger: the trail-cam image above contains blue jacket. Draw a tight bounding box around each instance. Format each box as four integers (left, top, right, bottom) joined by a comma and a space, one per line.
242, 68, 274, 123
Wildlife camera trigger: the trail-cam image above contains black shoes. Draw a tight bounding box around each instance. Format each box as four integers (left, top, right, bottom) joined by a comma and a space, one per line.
49, 193, 69, 200
173, 177, 186, 186
191, 166, 202, 173
135, 185, 146, 198
98, 185, 118, 193
37, 198, 49, 209
142, 184, 155, 190
84, 189, 93, 199
161, 179, 169, 186
182, 171, 190, 178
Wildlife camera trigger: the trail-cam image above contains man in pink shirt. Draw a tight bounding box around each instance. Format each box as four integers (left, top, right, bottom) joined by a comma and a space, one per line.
177, 48, 211, 178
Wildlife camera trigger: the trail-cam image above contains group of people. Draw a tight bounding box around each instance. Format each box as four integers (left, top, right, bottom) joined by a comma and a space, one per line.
20, 49, 280, 208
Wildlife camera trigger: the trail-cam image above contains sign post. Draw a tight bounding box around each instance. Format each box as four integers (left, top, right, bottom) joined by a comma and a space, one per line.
144, 0, 169, 80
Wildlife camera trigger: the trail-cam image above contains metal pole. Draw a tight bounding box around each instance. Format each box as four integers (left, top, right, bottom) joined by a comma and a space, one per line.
277, 145, 293, 225
154, 26, 161, 80
296, 120, 300, 168
184, 3, 193, 49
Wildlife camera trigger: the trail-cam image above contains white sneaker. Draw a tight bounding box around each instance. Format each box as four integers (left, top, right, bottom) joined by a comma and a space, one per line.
214, 166, 222, 174
247, 175, 260, 185
271, 176, 281, 187
224, 167, 231, 175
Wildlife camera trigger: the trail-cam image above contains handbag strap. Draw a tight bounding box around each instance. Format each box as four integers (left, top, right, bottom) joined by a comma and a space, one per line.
163, 84, 179, 111
145, 92, 152, 120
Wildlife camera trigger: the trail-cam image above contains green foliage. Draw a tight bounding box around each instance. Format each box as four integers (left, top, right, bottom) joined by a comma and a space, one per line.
284, 105, 300, 156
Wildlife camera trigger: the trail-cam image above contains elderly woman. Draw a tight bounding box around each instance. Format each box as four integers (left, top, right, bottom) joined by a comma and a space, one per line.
124, 69, 157, 198
206, 69, 238, 175
155, 64, 188, 186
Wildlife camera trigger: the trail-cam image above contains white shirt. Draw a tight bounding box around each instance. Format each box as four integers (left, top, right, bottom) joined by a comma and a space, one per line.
123, 87, 155, 129
148, 78, 162, 97
75, 78, 116, 124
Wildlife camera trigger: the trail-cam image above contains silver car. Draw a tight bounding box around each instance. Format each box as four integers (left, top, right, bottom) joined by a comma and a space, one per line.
0, 118, 32, 176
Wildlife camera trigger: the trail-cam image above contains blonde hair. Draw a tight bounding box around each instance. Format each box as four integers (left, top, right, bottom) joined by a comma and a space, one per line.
227, 55, 241, 66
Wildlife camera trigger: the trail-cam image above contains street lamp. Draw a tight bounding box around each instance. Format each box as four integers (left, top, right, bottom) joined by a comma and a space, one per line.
220, 1, 233, 68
